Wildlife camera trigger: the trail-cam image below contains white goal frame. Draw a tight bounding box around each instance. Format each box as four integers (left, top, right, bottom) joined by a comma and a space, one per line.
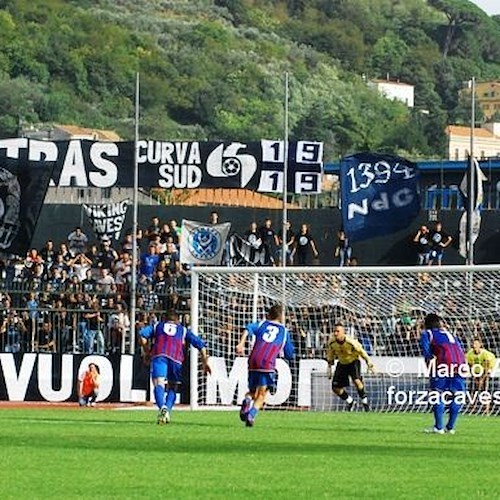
189, 264, 500, 411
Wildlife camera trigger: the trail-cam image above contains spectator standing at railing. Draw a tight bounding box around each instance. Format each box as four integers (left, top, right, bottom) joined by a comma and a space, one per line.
161, 241, 181, 278
107, 302, 130, 354
413, 225, 431, 266
145, 216, 161, 242
428, 221, 452, 266
209, 211, 219, 225
140, 244, 160, 281
169, 219, 182, 245
82, 269, 97, 294
159, 223, 173, 245
28, 263, 46, 291
51, 253, 70, 275
244, 222, 262, 250
67, 227, 89, 257
83, 297, 105, 355
0, 309, 27, 353
72, 252, 93, 282
114, 251, 132, 291
153, 269, 169, 296
53, 298, 73, 352
278, 220, 295, 266
140, 281, 160, 311
84, 244, 100, 276
97, 237, 119, 271
39, 240, 56, 271
58, 242, 73, 265
36, 319, 56, 353
96, 268, 116, 295
334, 229, 352, 267
259, 218, 279, 265
293, 223, 319, 266
25, 248, 44, 271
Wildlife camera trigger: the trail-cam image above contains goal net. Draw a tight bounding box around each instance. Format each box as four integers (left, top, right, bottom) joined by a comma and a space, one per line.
189, 265, 500, 415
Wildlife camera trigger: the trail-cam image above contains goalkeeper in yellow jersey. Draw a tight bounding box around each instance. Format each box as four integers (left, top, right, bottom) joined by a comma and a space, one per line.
466, 338, 497, 414
326, 323, 375, 411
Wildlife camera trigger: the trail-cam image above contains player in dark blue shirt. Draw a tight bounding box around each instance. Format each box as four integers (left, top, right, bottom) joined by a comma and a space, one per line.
139, 310, 211, 424
420, 313, 466, 434
236, 304, 295, 427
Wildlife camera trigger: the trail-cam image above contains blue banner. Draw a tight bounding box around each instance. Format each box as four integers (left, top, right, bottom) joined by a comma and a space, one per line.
340, 152, 420, 242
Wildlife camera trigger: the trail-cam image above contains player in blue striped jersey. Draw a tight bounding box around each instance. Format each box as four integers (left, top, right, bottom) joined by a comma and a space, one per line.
139, 310, 211, 424
420, 313, 466, 434
236, 304, 295, 427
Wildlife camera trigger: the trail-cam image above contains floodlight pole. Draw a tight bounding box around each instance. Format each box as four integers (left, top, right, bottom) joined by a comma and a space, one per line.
467, 76, 475, 265
129, 72, 140, 354
281, 72, 289, 270
281, 72, 289, 322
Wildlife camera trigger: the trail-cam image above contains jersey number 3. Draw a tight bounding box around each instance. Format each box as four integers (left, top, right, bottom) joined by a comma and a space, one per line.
262, 325, 280, 343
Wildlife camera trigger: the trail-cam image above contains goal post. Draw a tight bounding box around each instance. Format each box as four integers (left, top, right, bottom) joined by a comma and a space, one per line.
190, 265, 500, 414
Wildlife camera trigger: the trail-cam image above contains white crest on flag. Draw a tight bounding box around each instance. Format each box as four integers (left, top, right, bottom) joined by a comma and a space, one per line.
180, 220, 231, 265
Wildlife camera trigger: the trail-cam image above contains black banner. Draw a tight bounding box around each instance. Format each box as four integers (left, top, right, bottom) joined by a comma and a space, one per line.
0, 143, 55, 255
0, 138, 323, 194
83, 199, 131, 241
228, 233, 272, 266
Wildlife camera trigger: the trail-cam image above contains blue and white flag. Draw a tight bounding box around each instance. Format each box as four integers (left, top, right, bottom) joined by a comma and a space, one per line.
340, 152, 420, 242
458, 157, 487, 259
180, 220, 231, 265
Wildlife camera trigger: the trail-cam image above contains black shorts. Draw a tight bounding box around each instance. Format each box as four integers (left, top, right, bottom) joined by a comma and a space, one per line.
332, 360, 362, 389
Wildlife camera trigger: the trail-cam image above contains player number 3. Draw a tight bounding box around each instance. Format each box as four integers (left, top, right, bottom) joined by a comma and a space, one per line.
262, 325, 279, 343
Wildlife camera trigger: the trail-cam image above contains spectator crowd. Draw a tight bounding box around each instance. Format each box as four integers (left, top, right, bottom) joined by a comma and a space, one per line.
0, 212, 464, 357
0, 213, 355, 355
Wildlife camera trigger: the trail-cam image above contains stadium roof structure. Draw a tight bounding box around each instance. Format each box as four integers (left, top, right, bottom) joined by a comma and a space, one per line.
324, 158, 500, 174
156, 188, 301, 209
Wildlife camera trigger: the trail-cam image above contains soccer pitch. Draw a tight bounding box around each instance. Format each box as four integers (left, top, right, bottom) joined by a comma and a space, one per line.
0, 408, 497, 499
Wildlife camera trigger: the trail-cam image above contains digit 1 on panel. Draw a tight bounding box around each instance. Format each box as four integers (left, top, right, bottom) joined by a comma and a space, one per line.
258, 171, 283, 192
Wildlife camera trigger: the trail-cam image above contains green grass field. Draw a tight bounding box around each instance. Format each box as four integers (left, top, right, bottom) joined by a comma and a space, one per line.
0, 408, 497, 499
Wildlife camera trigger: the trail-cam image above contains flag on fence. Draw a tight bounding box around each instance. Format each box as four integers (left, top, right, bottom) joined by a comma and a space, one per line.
340, 152, 420, 242
83, 199, 131, 241
180, 220, 231, 265
0, 147, 55, 255
227, 233, 272, 266
458, 157, 487, 259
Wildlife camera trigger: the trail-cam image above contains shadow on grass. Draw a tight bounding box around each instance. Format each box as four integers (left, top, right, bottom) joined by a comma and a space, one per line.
0, 429, 469, 460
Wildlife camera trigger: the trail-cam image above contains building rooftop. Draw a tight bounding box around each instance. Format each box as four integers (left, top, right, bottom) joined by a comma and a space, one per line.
446, 125, 497, 139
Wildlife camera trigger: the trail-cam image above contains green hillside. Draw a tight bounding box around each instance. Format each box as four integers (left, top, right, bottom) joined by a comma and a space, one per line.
0, 0, 499, 161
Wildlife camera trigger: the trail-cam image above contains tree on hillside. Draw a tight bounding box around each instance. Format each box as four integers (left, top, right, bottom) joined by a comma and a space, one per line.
428, 0, 483, 58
